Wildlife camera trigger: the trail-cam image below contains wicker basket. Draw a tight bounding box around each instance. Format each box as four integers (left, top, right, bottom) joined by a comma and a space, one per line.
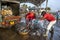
19, 32, 28, 35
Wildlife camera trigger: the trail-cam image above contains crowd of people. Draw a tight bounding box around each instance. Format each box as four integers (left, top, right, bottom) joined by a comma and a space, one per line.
20, 10, 56, 38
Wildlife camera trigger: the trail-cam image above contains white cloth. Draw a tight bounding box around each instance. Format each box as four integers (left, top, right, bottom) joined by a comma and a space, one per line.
46, 20, 56, 35
20, 17, 26, 23
32, 19, 45, 28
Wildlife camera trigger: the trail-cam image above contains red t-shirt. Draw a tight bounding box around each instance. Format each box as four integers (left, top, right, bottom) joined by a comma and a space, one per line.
26, 12, 35, 21
43, 13, 55, 21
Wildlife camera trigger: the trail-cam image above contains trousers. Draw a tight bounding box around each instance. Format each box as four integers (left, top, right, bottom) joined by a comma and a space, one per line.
46, 20, 56, 35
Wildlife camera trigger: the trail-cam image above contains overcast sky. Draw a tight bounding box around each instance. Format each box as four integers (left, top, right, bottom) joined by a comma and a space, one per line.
41, 0, 60, 12
20, 3, 35, 7
20, 0, 60, 12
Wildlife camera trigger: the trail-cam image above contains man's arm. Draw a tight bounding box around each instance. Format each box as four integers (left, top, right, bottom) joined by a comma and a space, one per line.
40, 17, 45, 20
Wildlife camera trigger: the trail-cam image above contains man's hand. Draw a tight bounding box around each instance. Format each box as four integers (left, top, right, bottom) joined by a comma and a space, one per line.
40, 17, 45, 20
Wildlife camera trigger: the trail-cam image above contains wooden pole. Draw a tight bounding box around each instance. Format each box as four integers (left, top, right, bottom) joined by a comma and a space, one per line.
46, 0, 48, 12
40, 1, 42, 15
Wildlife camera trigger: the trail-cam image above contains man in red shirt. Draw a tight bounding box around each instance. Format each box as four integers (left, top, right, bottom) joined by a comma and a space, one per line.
41, 11, 56, 36
26, 11, 36, 29
26, 11, 35, 21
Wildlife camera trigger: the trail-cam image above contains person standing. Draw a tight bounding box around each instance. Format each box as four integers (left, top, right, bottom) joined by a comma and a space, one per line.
25, 11, 36, 29
0, 10, 2, 27
0, 10, 2, 22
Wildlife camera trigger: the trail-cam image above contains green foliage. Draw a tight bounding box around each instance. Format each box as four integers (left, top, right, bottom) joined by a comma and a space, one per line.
22, 4, 28, 9
45, 7, 51, 10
